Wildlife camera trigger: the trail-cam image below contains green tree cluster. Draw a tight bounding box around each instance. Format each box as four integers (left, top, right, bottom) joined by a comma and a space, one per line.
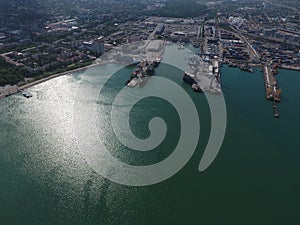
0, 58, 28, 86
158, 0, 208, 18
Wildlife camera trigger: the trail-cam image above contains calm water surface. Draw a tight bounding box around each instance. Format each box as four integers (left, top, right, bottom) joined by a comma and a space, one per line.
0, 58, 300, 224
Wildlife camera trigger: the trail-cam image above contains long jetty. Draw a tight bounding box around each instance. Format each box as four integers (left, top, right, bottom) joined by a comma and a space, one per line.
263, 64, 281, 118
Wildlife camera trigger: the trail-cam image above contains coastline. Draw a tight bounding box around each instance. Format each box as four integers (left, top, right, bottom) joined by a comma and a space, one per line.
19, 63, 100, 90
0, 62, 100, 100
1, 58, 299, 101
279, 65, 300, 71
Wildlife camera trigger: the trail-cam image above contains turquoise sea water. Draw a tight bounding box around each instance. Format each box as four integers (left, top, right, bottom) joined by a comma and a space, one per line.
0, 61, 300, 225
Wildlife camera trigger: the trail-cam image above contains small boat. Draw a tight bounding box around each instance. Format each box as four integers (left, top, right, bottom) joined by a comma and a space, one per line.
22, 91, 32, 98
127, 78, 138, 87
178, 45, 185, 50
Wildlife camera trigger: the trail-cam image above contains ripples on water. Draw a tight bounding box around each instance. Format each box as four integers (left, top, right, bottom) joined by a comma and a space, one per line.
0, 60, 300, 224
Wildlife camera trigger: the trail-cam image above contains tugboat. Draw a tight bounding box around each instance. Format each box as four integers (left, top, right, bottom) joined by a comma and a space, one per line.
192, 84, 203, 93
183, 73, 197, 85
151, 58, 161, 68
183, 73, 204, 93
125, 79, 131, 86
145, 65, 154, 76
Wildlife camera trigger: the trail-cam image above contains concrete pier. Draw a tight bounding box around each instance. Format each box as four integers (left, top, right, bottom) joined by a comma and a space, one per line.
263, 64, 281, 102
263, 64, 282, 118
273, 100, 280, 118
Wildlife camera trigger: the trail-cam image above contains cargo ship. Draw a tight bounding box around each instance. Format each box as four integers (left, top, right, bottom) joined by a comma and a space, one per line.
183, 73, 203, 93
